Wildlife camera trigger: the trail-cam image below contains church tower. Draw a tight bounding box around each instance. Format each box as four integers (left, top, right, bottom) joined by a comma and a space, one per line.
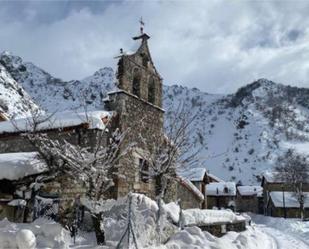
116, 23, 163, 108
104, 22, 165, 198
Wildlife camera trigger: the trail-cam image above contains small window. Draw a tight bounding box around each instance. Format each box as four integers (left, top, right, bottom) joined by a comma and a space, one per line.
141, 53, 149, 68
148, 78, 155, 104
132, 68, 141, 97
139, 158, 149, 183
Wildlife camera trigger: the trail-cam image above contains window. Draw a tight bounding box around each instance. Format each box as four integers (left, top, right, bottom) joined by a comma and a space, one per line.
139, 158, 149, 183
141, 53, 149, 68
148, 77, 155, 104
132, 68, 141, 97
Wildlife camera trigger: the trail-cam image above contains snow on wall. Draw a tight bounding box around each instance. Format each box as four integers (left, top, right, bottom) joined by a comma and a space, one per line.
0, 110, 111, 134
0, 152, 46, 180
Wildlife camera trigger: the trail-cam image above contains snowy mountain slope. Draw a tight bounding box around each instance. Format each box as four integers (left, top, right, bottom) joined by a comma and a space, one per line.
1, 52, 309, 184
164, 80, 309, 184
0, 52, 115, 113
0, 56, 39, 118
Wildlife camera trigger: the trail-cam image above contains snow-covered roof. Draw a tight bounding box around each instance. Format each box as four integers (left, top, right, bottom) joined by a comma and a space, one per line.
207, 173, 224, 183
269, 191, 309, 208
0, 112, 9, 122
237, 186, 263, 197
179, 168, 207, 182
262, 171, 282, 183
0, 152, 47, 180
0, 110, 111, 134
177, 176, 204, 200
206, 182, 236, 196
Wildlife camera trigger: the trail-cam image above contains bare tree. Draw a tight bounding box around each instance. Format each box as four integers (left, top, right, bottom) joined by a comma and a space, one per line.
275, 149, 309, 220
12, 108, 131, 245
135, 104, 200, 240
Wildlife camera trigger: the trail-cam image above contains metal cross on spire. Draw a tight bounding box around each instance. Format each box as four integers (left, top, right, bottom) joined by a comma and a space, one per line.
139, 17, 145, 34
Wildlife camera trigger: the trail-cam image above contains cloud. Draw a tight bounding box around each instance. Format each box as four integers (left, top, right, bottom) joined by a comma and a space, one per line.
0, 0, 309, 93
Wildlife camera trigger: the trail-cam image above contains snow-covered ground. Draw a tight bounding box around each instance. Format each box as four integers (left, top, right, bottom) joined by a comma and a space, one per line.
250, 214, 309, 248
2, 193, 309, 249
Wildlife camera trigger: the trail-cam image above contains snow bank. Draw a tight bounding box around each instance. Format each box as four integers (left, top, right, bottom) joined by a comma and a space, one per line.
16, 229, 36, 249
182, 209, 245, 226
103, 193, 178, 248
0, 152, 47, 180
0, 218, 70, 249
206, 182, 236, 196
159, 225, 275, 249
0, 110, 111, 134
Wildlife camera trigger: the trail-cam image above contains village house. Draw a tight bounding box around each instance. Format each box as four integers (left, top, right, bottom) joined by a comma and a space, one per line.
176, 176, 204, 209
261, 171, 309, 217
236, 186, 263, 214
0, 111, 112, 221
180, 167, 224, 208
206, 182, 236, 210
266, 191, 309, 218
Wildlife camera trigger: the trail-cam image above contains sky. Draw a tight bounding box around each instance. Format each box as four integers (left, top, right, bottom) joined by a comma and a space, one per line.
1, 0, 309, 94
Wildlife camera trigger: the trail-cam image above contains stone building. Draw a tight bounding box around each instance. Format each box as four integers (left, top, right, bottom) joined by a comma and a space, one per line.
180, 168, 224, 209
261, 171, 309, 216
0, 112, 111, 222
206, 182, 236, 210
104, 29, 166, 199
266, 191, 309, 218
176, 176, 204, 209
236, 186, 263, 214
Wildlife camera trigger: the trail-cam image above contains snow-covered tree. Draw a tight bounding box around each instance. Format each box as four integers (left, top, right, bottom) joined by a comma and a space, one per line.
275, 149, 309, 220
136, 104, 200, 239
12, 108, 131, 245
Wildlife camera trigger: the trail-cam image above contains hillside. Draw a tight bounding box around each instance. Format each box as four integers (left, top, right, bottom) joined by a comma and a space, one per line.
0, 52, 39, 118
1, 52, 309, 184
0, 52, 115, 113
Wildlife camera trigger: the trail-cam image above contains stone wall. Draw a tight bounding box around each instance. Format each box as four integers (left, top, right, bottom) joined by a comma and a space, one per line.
190, 220, 247, 237
176, 181, 203, 209
105, 91, 167, 200
0, 127, 106, 153
236, 195, 259, 213
207, 196, 236, 210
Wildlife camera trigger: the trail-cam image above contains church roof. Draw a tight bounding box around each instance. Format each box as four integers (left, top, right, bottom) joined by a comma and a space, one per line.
0, 110, 112, 135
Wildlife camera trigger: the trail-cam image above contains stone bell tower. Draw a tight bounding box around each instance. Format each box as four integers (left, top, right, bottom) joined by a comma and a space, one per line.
116, 22, 163, 108
104, 22, 165, 198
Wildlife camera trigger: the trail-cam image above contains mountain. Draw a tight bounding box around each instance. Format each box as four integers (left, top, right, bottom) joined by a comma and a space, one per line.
0, 52, 115, 113
1, 52, 309, 184
0, 53, 39, 118
164, 81, 309, 184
